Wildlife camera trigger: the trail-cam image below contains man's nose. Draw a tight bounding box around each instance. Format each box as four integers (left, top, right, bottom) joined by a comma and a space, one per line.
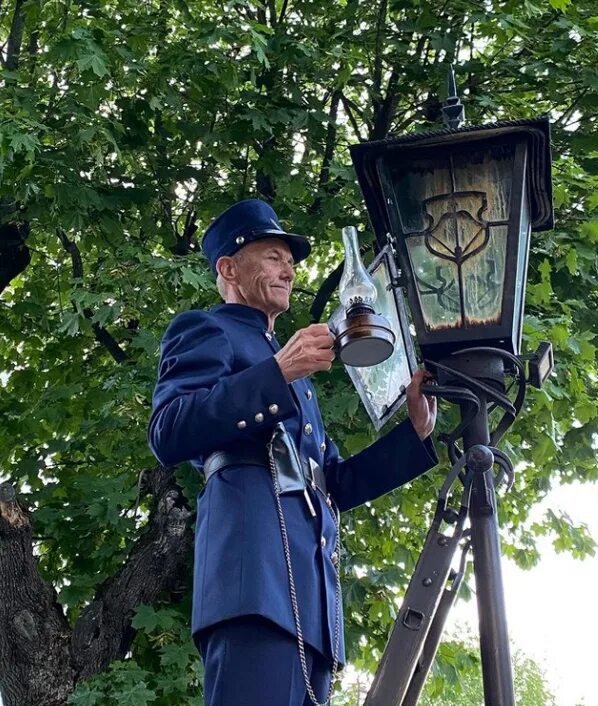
281, 263, 295, 281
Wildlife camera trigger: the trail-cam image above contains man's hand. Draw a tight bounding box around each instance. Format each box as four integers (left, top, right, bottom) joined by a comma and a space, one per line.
274, 324, 335, 383
406, 369, 437, 441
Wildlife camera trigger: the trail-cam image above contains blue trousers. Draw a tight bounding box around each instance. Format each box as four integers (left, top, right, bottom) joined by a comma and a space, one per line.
198, 616, 333, 706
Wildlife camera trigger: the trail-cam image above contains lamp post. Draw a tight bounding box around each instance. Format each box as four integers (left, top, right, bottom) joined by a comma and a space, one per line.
350, 68, 554, 706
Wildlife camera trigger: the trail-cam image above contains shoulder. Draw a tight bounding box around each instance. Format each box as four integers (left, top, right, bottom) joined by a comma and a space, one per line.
161, 308, 229, 352
163, 308, 216, 336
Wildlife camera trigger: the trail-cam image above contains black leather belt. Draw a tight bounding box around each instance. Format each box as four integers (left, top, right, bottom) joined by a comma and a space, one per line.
203, 449, 267, 482
202, 448, 328, 497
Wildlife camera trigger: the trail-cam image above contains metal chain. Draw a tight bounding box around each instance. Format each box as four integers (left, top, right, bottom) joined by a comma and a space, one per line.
268, 445, 342, 706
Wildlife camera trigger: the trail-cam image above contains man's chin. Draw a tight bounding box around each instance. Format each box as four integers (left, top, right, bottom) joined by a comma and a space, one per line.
270, 289, 290, 310
275, 298, 290, 313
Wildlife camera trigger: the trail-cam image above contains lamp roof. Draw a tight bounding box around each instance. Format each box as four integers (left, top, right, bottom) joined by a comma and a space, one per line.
350, 116, 554, 233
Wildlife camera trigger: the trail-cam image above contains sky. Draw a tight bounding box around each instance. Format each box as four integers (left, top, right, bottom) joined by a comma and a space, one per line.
448, 479, 598, 706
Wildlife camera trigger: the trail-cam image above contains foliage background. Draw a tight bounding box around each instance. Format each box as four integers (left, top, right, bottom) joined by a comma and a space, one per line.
0, 0, 597, 703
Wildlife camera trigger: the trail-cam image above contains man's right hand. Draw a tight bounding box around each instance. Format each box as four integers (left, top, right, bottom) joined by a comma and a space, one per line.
274, 324, 335, 383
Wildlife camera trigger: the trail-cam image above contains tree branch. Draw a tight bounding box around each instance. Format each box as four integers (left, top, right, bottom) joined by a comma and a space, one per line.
56, 229, 129, 364
310, 260, 344, 323
309, 90, 341, 215
371, 66, 400, 139
267, 0, 277, 25
0, 223, 31, 296
370, 0, 388, 128
26, 0, 41, 75
72, 466, 195, 679
278, 0, 290, 24
0, 483, 75, 706
340, 93, 368, 141
0, 199, 31, 296
4, 0, 27, 71
171, 209, 198, 256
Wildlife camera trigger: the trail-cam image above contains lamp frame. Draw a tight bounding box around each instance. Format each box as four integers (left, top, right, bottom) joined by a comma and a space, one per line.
330, 245, 418, 430
350, 118, 553, 361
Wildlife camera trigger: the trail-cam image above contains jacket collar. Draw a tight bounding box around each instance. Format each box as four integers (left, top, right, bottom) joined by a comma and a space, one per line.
210, 303, 272, 332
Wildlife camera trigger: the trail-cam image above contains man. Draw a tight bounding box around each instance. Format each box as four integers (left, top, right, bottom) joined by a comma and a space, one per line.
148, 199, 438, 706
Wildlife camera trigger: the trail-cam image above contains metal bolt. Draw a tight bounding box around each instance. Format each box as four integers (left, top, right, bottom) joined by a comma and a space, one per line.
423, 577, 433, 587
443, 508, 459, 524
466, 444, 494, 473
438, 536, 449, 546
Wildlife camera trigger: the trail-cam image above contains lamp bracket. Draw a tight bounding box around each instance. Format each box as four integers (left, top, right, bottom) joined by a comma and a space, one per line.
525, 341, 554, 389
383, 235, 406, 289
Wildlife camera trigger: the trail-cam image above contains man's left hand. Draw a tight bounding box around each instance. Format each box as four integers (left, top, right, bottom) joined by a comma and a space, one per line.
406, 369, 437, 441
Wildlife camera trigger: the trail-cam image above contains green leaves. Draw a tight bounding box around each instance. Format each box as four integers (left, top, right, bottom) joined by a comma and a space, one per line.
527, 258, 553, 305
68, 663, 158, 706
419, 641, 558, 706
70, 603, 200, 705
132, 605, 182, 635
1, 0, 597, 702
76, 53, 110, 78
548, 0, 572, 11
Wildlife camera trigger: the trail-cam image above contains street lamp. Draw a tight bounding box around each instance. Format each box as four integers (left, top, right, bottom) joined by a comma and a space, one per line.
348, 68, 555, 706
350, 99, 553, 363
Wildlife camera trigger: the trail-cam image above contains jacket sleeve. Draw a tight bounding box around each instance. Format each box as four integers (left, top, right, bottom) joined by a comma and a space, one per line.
148, 310, 297, 466
323, 419, 438, 512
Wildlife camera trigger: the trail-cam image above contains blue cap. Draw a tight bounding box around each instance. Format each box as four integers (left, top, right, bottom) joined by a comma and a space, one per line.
201, 199, 311, 274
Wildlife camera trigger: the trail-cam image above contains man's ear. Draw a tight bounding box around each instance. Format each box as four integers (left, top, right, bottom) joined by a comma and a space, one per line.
216, 256, 236, 282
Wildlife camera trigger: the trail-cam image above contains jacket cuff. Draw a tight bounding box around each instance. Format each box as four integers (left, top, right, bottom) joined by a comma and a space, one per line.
228, 355, 296, 434
403, 418, 438, 467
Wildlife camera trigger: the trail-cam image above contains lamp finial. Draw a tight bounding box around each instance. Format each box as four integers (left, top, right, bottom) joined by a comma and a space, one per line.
442, 64, 465, 129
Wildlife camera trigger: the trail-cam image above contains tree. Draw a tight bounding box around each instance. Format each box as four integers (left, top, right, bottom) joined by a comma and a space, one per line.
0, 0, 596, 704
332, 641, 559, 706
420, 641, 558, 706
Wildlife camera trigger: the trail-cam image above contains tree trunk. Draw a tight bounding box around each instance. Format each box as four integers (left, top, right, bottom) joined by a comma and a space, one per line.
0, 467, 195, 704
0, 484, 75, 706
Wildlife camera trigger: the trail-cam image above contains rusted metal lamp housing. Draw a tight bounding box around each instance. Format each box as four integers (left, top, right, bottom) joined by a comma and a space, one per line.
350, 71, 555, 706
335, 226, 396, 367
349, 115, 553, 363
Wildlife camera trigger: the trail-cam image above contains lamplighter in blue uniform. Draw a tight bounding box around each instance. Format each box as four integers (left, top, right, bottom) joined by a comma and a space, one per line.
148, 199, 438, 706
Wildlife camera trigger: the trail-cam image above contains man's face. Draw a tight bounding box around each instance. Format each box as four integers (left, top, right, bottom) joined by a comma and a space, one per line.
224, 238, 296, 316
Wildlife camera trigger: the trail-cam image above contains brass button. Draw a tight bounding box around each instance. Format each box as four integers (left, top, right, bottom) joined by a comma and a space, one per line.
269, 404, 279, 415
236, 235, 245, 245
255, 412, 264, 423
237, 420, 247, 429
306, 390, 312, 400
304, 423, 313, 435
331, 551, 338, 565
320, 442, 326, 452
320, 536, 326, 549
265, 331, 272, 341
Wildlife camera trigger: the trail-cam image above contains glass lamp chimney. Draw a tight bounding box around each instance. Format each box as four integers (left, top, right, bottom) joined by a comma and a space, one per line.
339, 226, 378, 313
335, 226, 396, 367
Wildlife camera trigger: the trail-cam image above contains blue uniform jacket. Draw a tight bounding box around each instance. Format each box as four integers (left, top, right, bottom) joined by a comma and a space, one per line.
148, 303, 437, 664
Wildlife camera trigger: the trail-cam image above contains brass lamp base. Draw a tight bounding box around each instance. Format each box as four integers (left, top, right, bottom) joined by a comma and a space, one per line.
335, 311, 396, 367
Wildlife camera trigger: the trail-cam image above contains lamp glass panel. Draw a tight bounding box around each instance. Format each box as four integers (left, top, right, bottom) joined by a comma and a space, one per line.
329, 251, 415, 430
512, 186, 531, 351
384, 142, 516, 333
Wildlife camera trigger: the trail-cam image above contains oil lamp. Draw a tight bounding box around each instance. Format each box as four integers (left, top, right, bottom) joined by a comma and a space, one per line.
334, 226, 395, 367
